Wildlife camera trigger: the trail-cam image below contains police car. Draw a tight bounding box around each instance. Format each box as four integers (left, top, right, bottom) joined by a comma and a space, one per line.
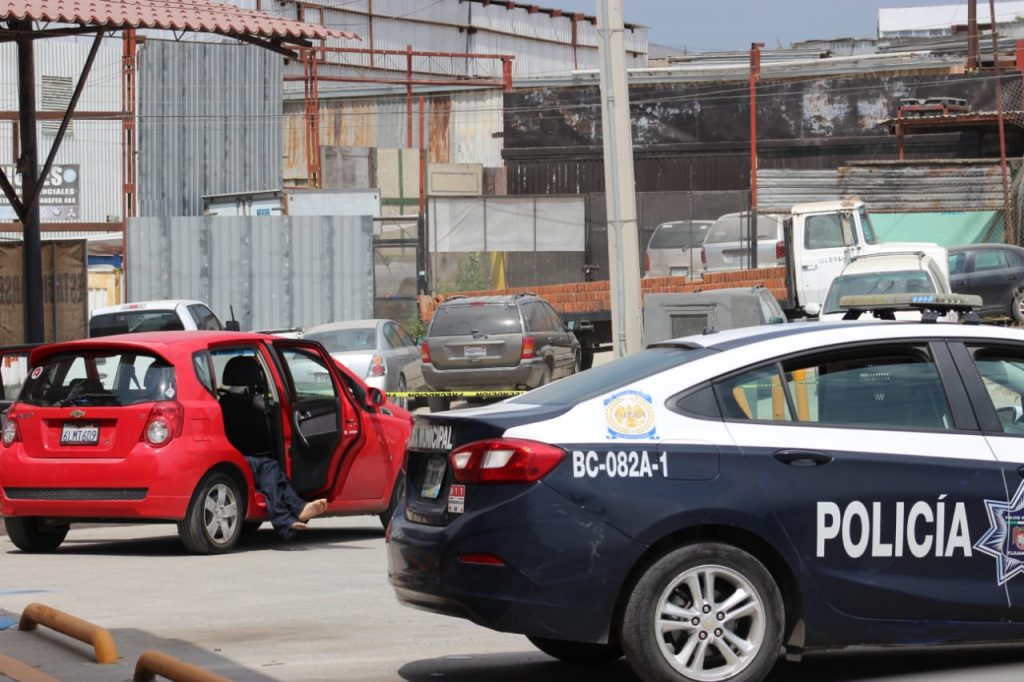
387, 295, 1024, 682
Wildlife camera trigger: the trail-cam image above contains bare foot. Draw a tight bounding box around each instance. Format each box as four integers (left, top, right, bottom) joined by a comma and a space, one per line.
298, 499, 328, 523
290, 521, 308, 531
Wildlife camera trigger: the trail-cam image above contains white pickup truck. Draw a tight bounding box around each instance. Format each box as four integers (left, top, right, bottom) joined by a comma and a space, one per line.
88, 300, 239, 337
781, 198, 949, 316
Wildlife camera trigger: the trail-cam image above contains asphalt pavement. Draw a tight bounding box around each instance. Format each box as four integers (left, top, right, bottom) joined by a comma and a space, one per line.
4, 518, 1024, 681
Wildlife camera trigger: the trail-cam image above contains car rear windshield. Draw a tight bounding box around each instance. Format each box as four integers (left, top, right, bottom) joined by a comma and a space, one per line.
304, 328, 377, 353
649, 221, 711, 249
823, 270, 936, 314
429, 302, 521, 336
90, 310, 185, 337
508, 345, 715, 407
20, 351, 176, 407
704, 215, 780, 244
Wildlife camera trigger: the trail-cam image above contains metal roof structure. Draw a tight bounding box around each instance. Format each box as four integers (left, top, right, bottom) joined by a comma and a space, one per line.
1, 0, 357, 343
0, 0, 355, 45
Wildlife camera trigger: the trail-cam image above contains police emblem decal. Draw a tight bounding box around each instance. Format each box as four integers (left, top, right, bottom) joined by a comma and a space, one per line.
604, 389, 657, 440
975, 480, 1024, 584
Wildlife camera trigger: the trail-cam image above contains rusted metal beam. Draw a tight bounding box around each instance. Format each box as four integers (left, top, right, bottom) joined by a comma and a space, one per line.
284, 75, 504, 87
0, 111, 122, 120
19, 603, 118, 664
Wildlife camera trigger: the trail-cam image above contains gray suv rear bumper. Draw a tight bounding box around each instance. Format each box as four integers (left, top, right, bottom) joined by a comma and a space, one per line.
423, 358, 545, 391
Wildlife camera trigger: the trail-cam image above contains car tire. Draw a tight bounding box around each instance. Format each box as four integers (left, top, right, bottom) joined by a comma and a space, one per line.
4, 517, 68, 553
178, 471, 244, 554
527, 635, 623, 664
1012, 290, 1024, 324
573, 349, 583, 375
379, 472, 405, 529
621, 543, 783, 682
394, 375, 408, 410
427, 395, 451, 412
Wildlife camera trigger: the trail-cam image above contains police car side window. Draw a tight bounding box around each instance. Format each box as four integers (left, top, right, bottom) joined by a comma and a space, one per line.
968, 347, 1024, 434
715, 365, 793, 422
782, 347, 952, 431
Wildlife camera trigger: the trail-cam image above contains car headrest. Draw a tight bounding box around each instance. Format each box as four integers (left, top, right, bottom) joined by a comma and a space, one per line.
223, 356, 265, 391
143, 363, 173, 395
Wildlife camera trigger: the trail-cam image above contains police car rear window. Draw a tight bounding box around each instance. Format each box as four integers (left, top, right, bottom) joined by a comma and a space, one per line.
508, 346, 714, 407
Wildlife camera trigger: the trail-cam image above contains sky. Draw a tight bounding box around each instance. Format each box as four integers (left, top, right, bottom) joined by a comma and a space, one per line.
550, 1, 963, 52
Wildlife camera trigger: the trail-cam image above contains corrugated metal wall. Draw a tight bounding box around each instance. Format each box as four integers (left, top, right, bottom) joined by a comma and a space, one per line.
0, 40, 122, 223
137, 40, 282, 217
279, 0, 647, 91
758, 161, 1008, 211
127, 215, 374, 330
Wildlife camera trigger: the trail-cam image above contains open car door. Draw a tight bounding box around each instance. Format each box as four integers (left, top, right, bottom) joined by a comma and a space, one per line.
0, 345, 36, 429
272, 341, 356, 497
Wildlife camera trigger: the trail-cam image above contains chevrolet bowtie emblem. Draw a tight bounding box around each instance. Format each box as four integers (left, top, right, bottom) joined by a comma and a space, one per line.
69, 409, 86, 418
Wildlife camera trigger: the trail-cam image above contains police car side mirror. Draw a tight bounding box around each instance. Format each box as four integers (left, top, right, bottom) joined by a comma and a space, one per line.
804, 302, 821, 318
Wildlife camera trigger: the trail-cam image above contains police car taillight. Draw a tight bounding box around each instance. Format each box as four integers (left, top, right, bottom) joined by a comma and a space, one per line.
420, 341, 432, 364
141, 401, 184, 447
449, 438, 566, 484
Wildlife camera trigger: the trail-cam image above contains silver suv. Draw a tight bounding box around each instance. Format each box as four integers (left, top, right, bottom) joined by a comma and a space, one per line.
421, 294, 580, 411
644, 219, 714, 279
701, 212, 786, 273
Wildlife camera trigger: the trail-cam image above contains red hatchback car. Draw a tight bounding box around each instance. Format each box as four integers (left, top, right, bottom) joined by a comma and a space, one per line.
0, 331, 411, 554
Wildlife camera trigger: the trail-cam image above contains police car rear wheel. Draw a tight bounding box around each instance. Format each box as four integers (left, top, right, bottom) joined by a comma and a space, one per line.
622, 543, 783, 682
526, 635, 623, 664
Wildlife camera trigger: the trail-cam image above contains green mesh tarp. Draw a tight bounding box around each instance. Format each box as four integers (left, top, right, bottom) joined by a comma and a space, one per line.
870, 211, 1003, 247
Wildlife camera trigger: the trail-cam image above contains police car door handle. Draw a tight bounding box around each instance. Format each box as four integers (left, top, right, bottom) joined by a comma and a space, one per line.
773, 450, 833, 467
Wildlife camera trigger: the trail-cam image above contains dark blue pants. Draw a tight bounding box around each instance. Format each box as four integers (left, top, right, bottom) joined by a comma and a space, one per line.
246, 456, 306, 539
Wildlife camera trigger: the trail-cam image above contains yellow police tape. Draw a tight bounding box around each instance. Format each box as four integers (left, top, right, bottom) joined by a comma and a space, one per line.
388, 390, 525, 398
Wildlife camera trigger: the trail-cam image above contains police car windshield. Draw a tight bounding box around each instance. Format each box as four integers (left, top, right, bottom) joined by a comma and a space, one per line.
508, 345, 714, 407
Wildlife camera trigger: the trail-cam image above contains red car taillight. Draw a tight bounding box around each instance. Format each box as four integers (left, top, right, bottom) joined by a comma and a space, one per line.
449, 438, 566, 484
420, 341, 432, 364
520, 336, 536, 360
368, 354, 386, 377
775, 240, 786, 260
2, 416, 20, 447
141, 401, 184, 448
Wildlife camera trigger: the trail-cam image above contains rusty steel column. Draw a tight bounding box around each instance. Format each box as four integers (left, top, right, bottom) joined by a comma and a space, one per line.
990, 0, 1014, 244
502, 57, 513, 92
406, 44, 414, 149
968, 0, 980, 70
418, 95, 426, 215
749, 41, 765, 210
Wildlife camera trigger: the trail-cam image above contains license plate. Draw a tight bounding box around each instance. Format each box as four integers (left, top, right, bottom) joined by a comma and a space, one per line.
420, 456, 447, 499
61, 422, 99, 446
464, 345, 486, 359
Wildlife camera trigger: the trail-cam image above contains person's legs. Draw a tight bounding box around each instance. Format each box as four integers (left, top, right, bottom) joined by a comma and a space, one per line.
246, 456, 306, 538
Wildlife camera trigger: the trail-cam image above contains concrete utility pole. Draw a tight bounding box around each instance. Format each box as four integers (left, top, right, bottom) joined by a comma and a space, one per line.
596, 0, 643, 357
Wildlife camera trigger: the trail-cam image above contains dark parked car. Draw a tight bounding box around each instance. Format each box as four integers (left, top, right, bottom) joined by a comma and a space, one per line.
948, 244, 1024, 321
421, 294, 580, 412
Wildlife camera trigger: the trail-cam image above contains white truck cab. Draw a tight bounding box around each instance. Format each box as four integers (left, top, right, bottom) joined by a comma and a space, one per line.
89, 300, 237, 337
788, 198, 948, 315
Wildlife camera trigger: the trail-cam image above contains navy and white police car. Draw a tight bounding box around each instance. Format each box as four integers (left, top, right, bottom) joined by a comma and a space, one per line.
387, 295, 1024, 682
